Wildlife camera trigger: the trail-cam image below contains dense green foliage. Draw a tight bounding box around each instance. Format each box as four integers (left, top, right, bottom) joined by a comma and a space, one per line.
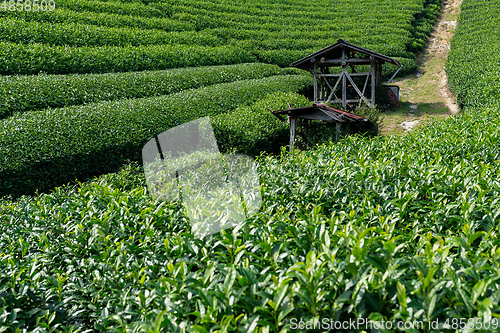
0, 75, 312, 198
446, 0, 500, 110
0, 7, 193, 32
212, 92, 311, 156
0, 42, 255, 75
407, 0, 443, 51
0, 17, 220, 48
0, 63, 296, 118
56, 0, 171, 18
5, 0, 500, 331
0, 0, 441, 75
2, 102, 500, 331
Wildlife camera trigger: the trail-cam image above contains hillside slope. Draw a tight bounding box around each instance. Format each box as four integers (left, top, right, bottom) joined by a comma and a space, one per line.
4, 0, 500, 331
0, 0, 443, 198
0, 0, 437, 74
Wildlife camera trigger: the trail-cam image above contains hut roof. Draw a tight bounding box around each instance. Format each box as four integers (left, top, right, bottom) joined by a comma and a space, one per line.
272, 103, 367, 122
290, 39, 401, 70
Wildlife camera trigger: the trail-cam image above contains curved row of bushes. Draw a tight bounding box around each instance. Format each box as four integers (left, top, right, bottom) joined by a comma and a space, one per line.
0, 7, 193, 32
169, 0, 420, 31
446, 0, 500, 110
0, 0, 442, 75
212, 92, 311, 156
56, 0, 170, 18
0, 63, 295, 118
0, 17, 220, 48
0, 42, 255, 75
2, 84, 500, 331
0, 75, 312, 198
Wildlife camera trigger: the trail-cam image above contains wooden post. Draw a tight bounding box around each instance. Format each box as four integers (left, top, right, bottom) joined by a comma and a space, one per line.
336, 122, 341, 142
289, 117, 297, 152
342, 47, 346, 109
319, 67, 324, 101
376, 62, 383, 84
342, 66, 347, 109
371, 61, 376, 106
313, 62, 318, 103
362, 67, 371, 96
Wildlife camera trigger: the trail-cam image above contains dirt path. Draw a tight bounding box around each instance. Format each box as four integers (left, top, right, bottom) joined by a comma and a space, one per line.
425, 0, 461, 114
382, 0, 461, 134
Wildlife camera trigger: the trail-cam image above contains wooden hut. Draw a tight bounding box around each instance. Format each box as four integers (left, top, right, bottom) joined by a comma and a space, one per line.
290, 39, 402, 109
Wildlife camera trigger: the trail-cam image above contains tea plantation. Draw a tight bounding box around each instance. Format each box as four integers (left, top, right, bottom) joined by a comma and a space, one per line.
0, 0, 442, 198
2, 0, 500, 331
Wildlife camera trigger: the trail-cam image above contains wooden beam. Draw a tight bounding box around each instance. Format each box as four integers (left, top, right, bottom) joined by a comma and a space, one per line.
320, 109, 346, 123
326, 73, 343, 103
336, 122, 341, 142
330, 99, 363, 103
319, 70, 324, 101
289, 117, 297, 152
272, 111, 286, 122
319, 58, 373, 64
376, 62, 383, 84
319, 72, 370, 78
362, 66, 372, 96
319, 66, 330, 101
343, 67, 374, 108
317, 68, 334, 91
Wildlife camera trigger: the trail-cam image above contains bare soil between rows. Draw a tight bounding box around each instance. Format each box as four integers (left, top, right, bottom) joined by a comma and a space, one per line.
381, 0, 461, 135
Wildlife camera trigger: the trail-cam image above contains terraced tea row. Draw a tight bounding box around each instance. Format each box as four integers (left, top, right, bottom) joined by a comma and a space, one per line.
0, 63, 293, 118
0, 75, 312, 198
56, 0, 171, 18
0, 42, 254, 75
0, 17, 219, 47
0, 7, 192, 32
447, 0, 500, 110
0, 0, 442, 75
2, 95, 500, 331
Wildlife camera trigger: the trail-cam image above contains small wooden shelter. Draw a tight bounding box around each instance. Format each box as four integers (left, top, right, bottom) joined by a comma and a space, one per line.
290, 39, 402, 109
272, 103, 366, 151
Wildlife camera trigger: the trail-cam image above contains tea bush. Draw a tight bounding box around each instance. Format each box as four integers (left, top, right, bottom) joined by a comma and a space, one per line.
447, 0, 500, 110
0, 0, 442, 73
0, 17, 220, 47
0, 63, 292, 118
167, 0, 441, 67
0, 42, 255, 75
212, 92, 311, 156
2, 102, 500, 331
0, 7, 193, 32
56, 0, 169, 18
0, 75, 312, 198
4, 0, 500, 331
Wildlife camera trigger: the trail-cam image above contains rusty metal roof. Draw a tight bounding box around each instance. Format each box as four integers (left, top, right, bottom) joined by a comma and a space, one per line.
290, 39, 401, 70
272, 103, 367, 122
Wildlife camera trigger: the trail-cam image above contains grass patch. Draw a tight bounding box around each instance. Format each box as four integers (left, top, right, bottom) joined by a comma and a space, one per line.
380, 101, 451, 135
